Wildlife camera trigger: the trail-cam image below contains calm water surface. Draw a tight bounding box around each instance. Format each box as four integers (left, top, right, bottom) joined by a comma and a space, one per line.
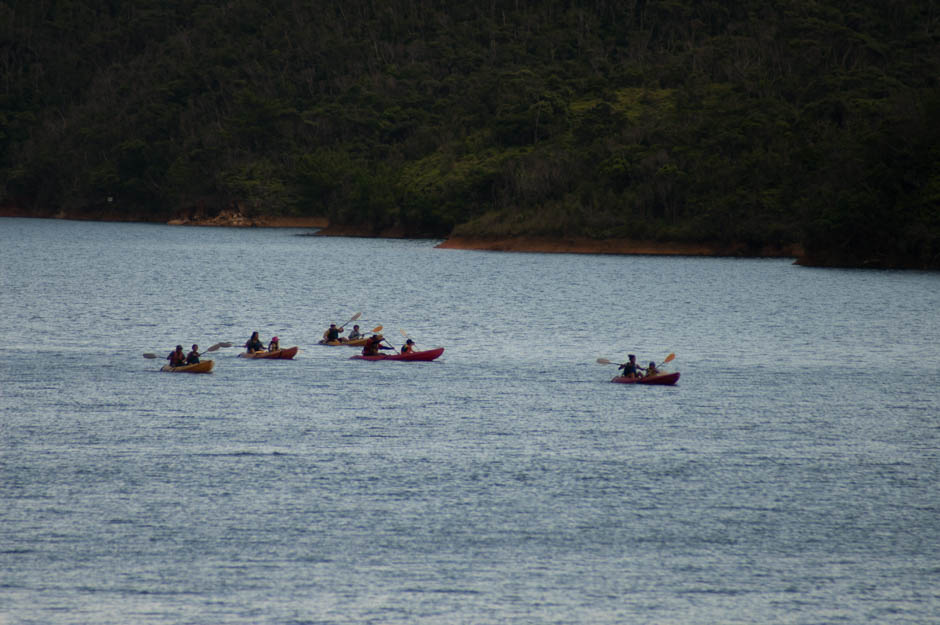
1, 218, 939, 624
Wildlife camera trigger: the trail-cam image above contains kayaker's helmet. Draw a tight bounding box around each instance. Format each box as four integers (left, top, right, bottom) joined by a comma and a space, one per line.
272, 336, 278, 342
406, 339, 414, 344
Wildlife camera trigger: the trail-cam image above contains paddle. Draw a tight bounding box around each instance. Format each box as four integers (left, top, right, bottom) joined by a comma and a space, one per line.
143, 342, 232, 359
338, 312, 361, 329
596, 352, 676, 367
398, 328, 419, 353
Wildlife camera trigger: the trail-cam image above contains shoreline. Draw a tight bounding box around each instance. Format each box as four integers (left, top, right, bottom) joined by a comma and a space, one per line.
435, 235, 803, 259
0, 207, 327, 229
1, 210, 805, 260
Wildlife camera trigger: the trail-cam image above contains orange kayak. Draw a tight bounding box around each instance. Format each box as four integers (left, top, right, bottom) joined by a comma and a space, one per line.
318, 338, 369, 346
237, 346, 299, 359
161, 360, 214, 373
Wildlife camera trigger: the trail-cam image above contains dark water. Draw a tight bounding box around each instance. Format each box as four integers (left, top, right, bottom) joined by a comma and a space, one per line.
1, 218, 938, 624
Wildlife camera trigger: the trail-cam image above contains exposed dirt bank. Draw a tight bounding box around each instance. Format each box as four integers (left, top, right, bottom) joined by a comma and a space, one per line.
435, 236, 803, 259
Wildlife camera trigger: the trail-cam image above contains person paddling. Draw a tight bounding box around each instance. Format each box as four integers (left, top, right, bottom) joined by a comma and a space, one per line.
618, 354, 643, 379
325, 323, 344, 343
245, 331, 264, 353
644, 361, 659, 378
362, 333, 383, 356
401, 338, 416, 354
167, 345, 187, 367
268, 336, 280, 352
186, 344, 200, 364
347, 325, 362, 340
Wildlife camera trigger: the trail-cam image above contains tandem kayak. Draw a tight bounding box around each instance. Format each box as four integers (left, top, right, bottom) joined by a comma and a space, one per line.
350, 347, 444, 362
237, 346, 299, 359
318, 338, 369, 347
160, 360, 214, 373
611, 371, 680, 385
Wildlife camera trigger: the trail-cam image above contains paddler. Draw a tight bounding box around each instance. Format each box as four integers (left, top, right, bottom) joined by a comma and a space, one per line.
644, 361, 659, 377
618, 354, 643, 379
401, 338, 415, 354
245, 331, 265, 353
362, 333, 383, 356
347, 325, 362, 340
267, 336, 280, 352
186, 344, 200, 364
167, 345, 186, 367
324, 323, 345, 343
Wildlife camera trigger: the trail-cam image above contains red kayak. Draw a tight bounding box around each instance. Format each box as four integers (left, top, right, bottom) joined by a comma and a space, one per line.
350, 347, 444, 362
611, 371, 680, 385
237, 346, 299, 359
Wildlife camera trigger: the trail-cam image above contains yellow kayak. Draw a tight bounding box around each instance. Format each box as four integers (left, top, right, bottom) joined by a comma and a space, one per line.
160, 360, 214, 373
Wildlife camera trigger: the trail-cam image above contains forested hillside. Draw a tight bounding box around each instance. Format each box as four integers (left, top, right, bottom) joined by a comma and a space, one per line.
1, 1, 938, 267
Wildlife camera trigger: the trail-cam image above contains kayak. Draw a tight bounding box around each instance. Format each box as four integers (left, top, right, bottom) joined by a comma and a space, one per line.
318, 338, 369, 347
611, 371, 679, 385
161, 360, 214, 373
350, 347, 444, 362
237, 346, 299, 359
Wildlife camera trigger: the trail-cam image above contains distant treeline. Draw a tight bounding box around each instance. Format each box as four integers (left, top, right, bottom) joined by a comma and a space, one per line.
1, 1, 938, 267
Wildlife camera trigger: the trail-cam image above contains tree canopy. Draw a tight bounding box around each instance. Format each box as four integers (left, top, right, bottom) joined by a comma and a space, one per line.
1, 0, 938, 267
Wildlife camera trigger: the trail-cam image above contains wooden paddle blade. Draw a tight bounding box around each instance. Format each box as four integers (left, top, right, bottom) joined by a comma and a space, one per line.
143, 353, 158, 359
371, 325, 383, 332
204, 343, 222, 352
399, 329, 408, 338
662, 353, 676, 364
596, 358, 613, 364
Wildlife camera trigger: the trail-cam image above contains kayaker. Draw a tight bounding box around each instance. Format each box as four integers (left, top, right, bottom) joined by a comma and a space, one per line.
644, 361, 659, 377
618, 354, 642, 379
268, 336, 280, 352
167, 345, 186, 367
347, 325, 362, 340
186, 344, 200, 364
246, 331, 265, 353
325, 323, 344, 343
362, 334, 383, 356
401, 339, 415, 354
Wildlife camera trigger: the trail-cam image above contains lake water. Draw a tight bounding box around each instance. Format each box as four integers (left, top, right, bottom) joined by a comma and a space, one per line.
1, 217, 938, 624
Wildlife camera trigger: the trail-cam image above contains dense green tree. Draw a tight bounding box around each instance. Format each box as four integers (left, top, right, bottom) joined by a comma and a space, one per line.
1, 0, 938, 267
